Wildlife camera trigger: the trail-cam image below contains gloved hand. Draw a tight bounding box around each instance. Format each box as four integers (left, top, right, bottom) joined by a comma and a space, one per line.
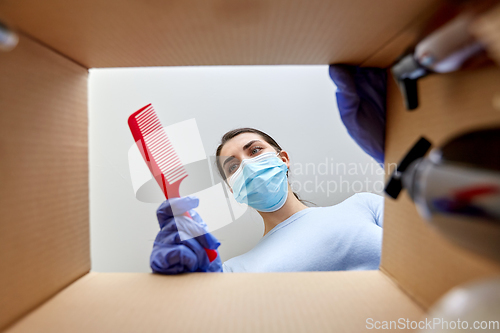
150, 196, 222, 274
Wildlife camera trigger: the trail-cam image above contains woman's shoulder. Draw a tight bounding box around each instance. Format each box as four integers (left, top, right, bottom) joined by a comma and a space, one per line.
317, 192, 384, 214
338, 192, 383, 206
303, 193, 383, 213
333, 192, 385, 226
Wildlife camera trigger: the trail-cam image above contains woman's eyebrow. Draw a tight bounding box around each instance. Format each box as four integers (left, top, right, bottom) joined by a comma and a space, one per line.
242, 139, 261, 151
222, 156, 235, 169
222, 140, 262, 169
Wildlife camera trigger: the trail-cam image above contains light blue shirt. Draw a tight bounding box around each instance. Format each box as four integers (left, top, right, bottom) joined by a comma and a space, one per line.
222, 192, 384, 273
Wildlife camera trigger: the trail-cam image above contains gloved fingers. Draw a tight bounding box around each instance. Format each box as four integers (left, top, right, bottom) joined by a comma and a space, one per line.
174, 215, 209, 241
154, 228, 181, 245
151, 196, 220, 274
194, 232, 221, 250
181, 238, 211, 271
156, 196, 200, 229
169, 196, 200, 215
188, 209, 205, 225
156, 214, 220, 250
158, 219, 179, 234
329, 64, 356, 93
150, 243, 200, 274
151, 231, 219, 273
179, 211, 220, 250
157, 213, 202, 236
174, 216, 221, 250
206, 256, 223, 273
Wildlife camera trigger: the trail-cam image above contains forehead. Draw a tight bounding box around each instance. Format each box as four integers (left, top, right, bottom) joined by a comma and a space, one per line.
219, 132, 267, 158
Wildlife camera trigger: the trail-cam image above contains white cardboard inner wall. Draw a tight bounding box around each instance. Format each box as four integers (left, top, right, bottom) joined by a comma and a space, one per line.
0, 34, 89, 330
5, 271, 424, 333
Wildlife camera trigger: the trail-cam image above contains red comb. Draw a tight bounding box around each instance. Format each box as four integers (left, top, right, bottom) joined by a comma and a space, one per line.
128, 103, 218, 262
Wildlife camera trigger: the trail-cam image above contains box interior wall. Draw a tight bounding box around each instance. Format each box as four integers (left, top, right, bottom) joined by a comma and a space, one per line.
1, 1, 500, 331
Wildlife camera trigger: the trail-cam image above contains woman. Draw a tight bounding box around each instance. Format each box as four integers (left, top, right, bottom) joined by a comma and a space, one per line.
150, 128, 384, 274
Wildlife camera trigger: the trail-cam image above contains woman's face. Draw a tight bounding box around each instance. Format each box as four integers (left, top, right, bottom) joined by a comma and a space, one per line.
219, 132, 289, 189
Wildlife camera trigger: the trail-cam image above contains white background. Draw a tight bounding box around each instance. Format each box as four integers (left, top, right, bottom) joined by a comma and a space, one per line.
89, 65, 384, 272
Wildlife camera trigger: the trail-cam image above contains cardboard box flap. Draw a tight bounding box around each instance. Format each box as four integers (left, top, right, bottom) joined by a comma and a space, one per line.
5, 271, 424, 332
382, 65, 500, 309
0, 0, 441, 68
0, 34, 89, 331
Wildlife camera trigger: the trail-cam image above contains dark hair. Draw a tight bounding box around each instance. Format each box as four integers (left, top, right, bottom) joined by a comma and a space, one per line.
215, 127, 312, 205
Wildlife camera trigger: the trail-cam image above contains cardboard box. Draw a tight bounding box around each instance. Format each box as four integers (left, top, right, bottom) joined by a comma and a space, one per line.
1, 1, 500, 332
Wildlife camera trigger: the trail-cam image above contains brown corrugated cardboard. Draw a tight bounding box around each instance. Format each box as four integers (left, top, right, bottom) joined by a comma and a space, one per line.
0, 34, 89, 330
360, 1, 467, 68
5, 271, 424, 333
0, 0, 441, 68
1, 0, 500, 332
360, 2, 442, 68
472, 3, 500, 65
383, 66, 500, 309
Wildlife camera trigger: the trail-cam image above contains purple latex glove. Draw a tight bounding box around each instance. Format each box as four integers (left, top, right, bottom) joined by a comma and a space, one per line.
329, 64, 387, 166
150, 196, 222, 274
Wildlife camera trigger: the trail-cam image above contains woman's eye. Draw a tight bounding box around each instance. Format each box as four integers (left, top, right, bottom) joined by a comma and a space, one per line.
226, 147, 263, 176
250, 146, 263, 155
228, 163, 239, 174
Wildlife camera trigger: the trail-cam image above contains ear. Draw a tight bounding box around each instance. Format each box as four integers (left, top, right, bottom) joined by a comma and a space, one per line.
278, 150, 290, 169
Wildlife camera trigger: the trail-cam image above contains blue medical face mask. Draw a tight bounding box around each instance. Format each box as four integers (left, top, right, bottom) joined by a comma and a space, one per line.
228, 151, 289, 212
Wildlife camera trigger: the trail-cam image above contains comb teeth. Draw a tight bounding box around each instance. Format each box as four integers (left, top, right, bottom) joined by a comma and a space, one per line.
135, 105, 187, 184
